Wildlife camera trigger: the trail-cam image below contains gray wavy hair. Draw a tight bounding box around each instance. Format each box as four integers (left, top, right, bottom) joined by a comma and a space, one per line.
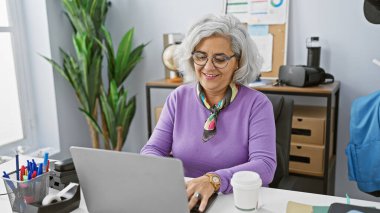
175, 14, 263, 85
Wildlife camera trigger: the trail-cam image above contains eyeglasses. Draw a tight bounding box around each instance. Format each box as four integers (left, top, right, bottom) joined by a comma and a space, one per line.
191, 51, 237, 69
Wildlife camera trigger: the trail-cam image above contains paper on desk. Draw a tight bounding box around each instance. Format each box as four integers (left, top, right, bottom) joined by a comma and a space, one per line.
287, 201, 313, 213
286, 201, 329, 213
248, 79, 274, 88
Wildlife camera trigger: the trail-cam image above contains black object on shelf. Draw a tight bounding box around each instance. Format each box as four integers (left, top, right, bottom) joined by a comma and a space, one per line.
50, 158, 79, 190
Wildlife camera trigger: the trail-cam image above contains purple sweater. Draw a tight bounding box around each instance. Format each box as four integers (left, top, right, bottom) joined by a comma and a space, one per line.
141, 83, 276, 194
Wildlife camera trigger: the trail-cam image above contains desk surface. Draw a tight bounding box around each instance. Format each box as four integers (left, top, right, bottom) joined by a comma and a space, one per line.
69, 187, 380, 213
146, 79, 341, 95
2, 157, 378, 213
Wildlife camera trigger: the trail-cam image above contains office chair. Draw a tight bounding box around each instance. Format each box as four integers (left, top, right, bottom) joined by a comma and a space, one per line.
266, 95, 294, 188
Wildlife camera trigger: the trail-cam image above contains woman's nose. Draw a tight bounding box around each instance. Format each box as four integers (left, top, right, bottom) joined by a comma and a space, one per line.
203, 58, 216, 70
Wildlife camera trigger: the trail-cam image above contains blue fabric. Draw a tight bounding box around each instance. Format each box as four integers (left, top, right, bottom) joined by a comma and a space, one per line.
346, 90, 380, 192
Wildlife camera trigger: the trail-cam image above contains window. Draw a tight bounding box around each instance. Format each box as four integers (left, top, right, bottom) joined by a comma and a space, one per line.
1, 0, 76, 157
0, 0, 32, 151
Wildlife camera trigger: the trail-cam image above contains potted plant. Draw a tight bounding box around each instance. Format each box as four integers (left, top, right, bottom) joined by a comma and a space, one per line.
44, 0, 147, 151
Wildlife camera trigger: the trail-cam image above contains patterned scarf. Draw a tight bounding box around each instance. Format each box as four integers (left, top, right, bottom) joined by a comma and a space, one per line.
197, 82, 239, 142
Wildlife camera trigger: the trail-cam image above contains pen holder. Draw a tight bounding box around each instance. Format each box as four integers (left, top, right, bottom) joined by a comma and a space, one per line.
1, 171, 50, 213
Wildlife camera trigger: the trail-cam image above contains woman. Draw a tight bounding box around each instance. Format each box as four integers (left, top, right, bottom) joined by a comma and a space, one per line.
141, 14, 276, 212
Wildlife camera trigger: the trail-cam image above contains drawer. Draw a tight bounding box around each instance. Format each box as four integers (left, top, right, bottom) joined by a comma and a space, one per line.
291, 106, 326, 145
289, 143, 324, 177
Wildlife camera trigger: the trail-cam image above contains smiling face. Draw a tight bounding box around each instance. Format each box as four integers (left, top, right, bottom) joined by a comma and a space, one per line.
193, 35, 238, 98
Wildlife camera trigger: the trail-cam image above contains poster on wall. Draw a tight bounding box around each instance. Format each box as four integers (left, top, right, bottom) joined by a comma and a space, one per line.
225, 0, 287, 25
225, 0, 289, 78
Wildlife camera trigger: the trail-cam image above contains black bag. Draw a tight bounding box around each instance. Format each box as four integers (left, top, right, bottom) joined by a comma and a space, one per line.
279, 65, 334, 87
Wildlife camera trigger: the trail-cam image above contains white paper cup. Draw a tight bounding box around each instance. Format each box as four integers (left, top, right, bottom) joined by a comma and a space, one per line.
231, 171, 262, 212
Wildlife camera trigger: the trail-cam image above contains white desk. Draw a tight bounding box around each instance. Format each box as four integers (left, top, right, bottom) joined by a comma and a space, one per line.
71, 187, 380, 213
1, 157, 380, 213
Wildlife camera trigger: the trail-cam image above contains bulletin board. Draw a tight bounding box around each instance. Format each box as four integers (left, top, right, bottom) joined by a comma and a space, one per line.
224, 0, 289, 79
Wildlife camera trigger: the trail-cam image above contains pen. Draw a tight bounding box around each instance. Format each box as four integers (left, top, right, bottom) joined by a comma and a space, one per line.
2, 171, 16, 191
2, 171, 9, 178
28, 169, 32, 180
46, 160, 50, 172
38, 163, 43, 176
43, 152, 49, 172
16, 154, 19, 181
20, 166, 25, 181
32, 159, 37, 172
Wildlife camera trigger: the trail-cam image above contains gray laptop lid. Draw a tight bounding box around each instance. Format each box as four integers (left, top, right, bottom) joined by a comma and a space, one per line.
70, 146, 189, 213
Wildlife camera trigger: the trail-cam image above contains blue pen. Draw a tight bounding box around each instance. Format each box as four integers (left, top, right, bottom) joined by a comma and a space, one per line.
28, 169, 32, 180
43, 152, 49, 172
16, 154, 19, 181
32, 159, 37, 171
38, 163, 43, 176
2, 171, 16, 191
29, 161, 33, 173
3, 171, 9, 178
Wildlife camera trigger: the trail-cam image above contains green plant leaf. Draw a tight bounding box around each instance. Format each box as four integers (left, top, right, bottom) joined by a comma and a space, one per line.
87, 52, 102, 110
121, 96, 136, 142
79, 108, 103, 134
116, 43, 147, 85
99, 88, 117, 148
100, 25, 115, 80
109, 80, 119, 111
115, 28, 134, 81
89, 0, 98, 18
61, 50, 91, 111
115, 88, 127, 123
41, 55, 68, 82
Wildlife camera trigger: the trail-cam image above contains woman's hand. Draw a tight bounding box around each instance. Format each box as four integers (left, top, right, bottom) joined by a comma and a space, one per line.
186, 176, 215, 212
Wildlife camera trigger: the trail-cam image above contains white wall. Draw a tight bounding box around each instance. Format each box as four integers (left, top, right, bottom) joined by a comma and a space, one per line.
44, 0, 380, 201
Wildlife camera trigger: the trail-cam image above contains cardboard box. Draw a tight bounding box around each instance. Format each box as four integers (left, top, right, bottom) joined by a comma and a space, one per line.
155, 106, 163, 125
289, 143, 324, 177
291, 106, 326, 145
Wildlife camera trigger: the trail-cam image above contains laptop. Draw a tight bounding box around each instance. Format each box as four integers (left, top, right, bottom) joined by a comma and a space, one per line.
70, 146, 216, 213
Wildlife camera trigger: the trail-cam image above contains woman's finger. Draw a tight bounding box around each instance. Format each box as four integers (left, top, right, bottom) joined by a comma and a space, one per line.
188, 192, 200, 210
198, 192, 210, 212
186, 183, 195, 199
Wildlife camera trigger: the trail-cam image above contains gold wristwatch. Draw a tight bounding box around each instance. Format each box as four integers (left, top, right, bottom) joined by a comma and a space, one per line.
205, 173, 221, 192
